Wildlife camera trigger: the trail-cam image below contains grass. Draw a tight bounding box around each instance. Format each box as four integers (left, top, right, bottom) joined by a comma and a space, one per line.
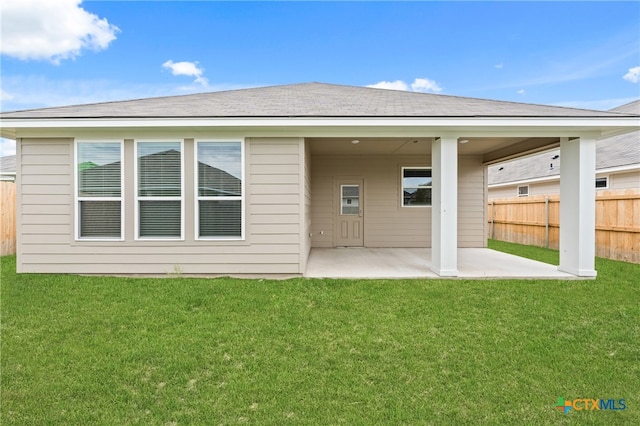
1, 242, 639, 425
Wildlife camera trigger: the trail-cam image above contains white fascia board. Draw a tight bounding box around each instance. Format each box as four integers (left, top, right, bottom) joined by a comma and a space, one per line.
488, 174, 560, 188
3, 116, 639, 130
596, 163, 640, 175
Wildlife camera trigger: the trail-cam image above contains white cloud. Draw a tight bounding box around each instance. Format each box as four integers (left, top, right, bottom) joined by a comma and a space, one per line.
411, 78, 442, 93
623, 66, 640, 83
0, 0, 119, 64
366, 80, 409, 91
1, 89, 15, 102
162, 60, 209, 87
517, 89, 526, 95
367, 78, 442, 93
1, 138, 16, 156
495, 63, 504, 69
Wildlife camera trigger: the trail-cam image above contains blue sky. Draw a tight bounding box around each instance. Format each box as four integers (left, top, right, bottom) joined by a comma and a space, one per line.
1, 1, 639, 155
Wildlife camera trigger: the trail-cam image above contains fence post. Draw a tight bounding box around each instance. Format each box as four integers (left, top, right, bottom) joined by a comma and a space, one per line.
490, 200, 495, 240
545, 196, 549, 248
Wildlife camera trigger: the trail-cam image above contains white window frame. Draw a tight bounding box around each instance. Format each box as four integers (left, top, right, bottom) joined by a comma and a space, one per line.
134, 140, 184, 240
401, 166, 432, 208
194, 139, 245, 240
74, 140, 124, 241
595, 176, 609, 190
517, 185, 529, 197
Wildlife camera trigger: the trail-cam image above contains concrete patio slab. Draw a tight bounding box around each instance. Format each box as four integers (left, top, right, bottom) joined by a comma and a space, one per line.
304, 248, 581, 279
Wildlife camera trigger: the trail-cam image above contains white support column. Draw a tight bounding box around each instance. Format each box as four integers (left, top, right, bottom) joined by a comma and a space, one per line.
558, 136, 597, 277
431, 136, 459, 276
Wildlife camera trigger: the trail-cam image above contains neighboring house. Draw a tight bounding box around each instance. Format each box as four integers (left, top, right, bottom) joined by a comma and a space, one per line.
1, 83, 638, 277
0, 155, 16, 181
488, 100, 640, 198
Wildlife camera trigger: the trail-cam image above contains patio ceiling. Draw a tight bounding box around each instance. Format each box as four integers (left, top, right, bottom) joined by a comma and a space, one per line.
307, 136, 561, 162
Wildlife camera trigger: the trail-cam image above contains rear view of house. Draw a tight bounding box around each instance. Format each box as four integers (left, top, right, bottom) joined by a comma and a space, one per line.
1, 83, 638, 277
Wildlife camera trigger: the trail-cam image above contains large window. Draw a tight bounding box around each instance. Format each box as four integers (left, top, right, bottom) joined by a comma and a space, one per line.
76, 142, 123, 240
402, 167, 432, 207
196, 141, 243, 239
136, 141, 183, 239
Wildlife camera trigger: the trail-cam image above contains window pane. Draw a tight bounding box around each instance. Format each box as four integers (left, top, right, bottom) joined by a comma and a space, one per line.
595, 177, 607, 188
199, 200, 241, 237
402, 168, 431, 206
139, 201, 181, 237
198, 142, 242, 197
78, 143, 121, 197
403, 176, 432, 188
138, 142, 181, 196
79, 201, 121, 238
341, 185, 360, 215
404, 188, 432, 206
404, 169, 431, 178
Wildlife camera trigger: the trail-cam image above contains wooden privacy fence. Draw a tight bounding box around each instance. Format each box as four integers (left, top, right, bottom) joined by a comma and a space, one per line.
1, 181, 16, 256
488, 189, 640, 264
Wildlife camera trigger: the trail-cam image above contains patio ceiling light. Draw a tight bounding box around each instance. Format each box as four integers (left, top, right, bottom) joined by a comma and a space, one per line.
459, 139, 469, 144
351, 139, 360, 144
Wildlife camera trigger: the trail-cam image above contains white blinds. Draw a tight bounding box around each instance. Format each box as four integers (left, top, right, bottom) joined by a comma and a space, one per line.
77, 142, 122, 239
197, 142, 242, 238
137, 142, 182, 238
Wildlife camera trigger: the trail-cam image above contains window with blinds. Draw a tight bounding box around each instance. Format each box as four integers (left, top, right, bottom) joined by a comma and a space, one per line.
402, 167, 432, 207
76, 142, 123, 239
196, 141, 243, 239
136, 142, 183, 239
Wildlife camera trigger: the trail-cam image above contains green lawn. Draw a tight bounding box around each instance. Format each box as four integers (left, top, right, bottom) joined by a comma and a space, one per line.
1, 242, 638, 425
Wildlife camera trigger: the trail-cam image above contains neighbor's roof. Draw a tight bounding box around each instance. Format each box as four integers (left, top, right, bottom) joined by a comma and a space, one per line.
488, 100, 640, 186
0, 155, 16, 173
2, 82, 637, 119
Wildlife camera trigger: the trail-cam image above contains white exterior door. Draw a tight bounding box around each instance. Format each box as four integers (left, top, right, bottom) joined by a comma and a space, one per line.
335, 179, 364, 246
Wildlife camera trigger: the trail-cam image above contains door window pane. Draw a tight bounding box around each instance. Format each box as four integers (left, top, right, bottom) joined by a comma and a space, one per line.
341, 185, 360, 215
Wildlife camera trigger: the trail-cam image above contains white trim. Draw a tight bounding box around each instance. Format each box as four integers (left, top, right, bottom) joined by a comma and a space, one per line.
194, 139, 245, 241
3, 116, 639, 128
401, 166, 432, 208
134, 139, 184, 241
74, 140, 124, 241
596, 163, 640, 175
3, 117, 638, 141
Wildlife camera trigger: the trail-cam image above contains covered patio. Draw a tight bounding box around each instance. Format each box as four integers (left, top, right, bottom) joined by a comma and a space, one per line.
304, 247, 579, 279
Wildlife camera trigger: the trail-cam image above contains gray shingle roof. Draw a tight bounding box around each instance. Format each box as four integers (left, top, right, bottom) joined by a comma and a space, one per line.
488, 100, 640, 185
0, 155, 16, 173
2, 82, 636, 119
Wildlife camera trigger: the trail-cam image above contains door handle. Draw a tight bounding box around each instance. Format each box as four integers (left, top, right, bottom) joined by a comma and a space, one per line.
359, 209, 363, 217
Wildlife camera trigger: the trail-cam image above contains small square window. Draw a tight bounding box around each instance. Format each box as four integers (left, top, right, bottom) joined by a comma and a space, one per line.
517, 185, 529, 197
595, 177, 608, 189
402, 167, 432, 207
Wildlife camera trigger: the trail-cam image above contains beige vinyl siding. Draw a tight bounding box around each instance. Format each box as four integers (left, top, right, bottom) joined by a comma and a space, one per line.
18, 138, 73, 272
457, 156, 486, 248
608, 170, 640, 190
18, 137, 305, 275
311, 155, 485, 248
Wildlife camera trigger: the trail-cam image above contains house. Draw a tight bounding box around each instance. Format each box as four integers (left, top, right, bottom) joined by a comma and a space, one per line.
488, 100, 640, 198
0, 155, 16, 181
1, 83, 638, 277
